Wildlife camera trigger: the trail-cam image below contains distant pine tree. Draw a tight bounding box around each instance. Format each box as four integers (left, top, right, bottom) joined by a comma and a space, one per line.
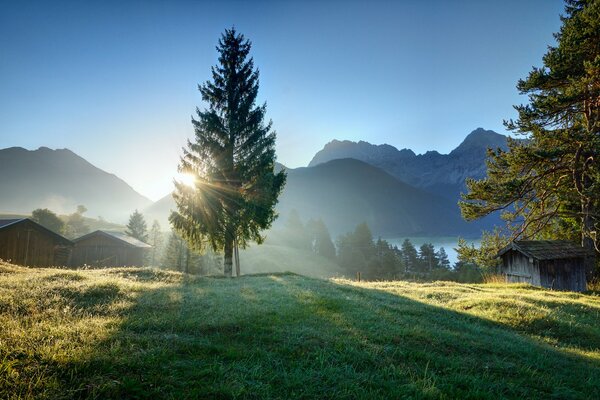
436, 247, 451, 270
418, 243, 437, 273
401, 239, 418, 274
148, 220, 164, 266
126, 210, 148, 242
307, 218, 336, 260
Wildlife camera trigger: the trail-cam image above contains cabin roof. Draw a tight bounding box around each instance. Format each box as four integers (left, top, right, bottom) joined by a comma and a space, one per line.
498, 240, 590, 261
0, 218, 25, 229
0, 218, 72, 245
74, 230, 151, 248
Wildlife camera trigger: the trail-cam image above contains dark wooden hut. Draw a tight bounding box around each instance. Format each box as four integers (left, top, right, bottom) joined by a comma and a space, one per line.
0, 218, 72, 266
71, 230, 151, 267
497, 240, 590, 292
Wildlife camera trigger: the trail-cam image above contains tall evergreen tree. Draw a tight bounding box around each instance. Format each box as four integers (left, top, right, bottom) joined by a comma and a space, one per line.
148, 220, 164, 266
307, 218, 336, 260
162, 231, 186, 271
460, 1, 600, 274
400, 239, 418, 274
170, 28, 286, 277
126, 210, 148, 242
418, 243, 438, 273
436, 247, 451, 270
284, 210, 311, 250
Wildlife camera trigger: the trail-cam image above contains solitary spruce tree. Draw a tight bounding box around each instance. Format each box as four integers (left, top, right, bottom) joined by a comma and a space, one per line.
126, 210, 148, 242
170, 28, 286, 277
460, 1, 600, 267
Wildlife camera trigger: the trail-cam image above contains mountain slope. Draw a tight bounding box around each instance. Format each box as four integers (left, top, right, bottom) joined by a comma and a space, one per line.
278, 158, 482, 236
0, 147, 151, 221
309, 128, 509, 200
147, 158, 484, 236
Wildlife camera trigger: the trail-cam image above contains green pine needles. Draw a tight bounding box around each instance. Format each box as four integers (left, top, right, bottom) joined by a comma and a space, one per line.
170, 28, 286, 277
460, 0, 600, 259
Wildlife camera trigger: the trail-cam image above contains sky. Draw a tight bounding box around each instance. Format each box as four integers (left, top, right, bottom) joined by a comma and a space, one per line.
0, 0, 564, 201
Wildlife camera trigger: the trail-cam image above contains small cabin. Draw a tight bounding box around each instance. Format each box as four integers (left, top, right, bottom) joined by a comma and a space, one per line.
71, 230, 151, 267
0, 218, 72, 267
497, 240, 589, 292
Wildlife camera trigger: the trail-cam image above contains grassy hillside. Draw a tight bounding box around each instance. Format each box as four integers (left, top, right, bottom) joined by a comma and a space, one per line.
0, 263, 599, 399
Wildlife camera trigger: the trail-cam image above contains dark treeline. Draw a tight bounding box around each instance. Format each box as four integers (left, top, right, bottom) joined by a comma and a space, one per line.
273, 211, 482, 282
28, 206, 482, 281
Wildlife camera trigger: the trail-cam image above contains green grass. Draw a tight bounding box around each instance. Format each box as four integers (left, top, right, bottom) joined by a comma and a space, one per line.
0, 262, 599, 399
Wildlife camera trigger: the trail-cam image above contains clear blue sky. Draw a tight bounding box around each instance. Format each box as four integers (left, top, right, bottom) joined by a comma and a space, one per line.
0, 0, 564, 200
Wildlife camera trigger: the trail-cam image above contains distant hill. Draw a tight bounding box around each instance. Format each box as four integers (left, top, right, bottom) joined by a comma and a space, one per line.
0, 147, 151, 222
309, 128, 509, 200
278, 158, 485, 236
147, 158, 487, 236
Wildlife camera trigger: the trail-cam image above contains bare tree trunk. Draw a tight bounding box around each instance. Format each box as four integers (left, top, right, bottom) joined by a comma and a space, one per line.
582, 201, 596, 281
185, 247, 190, 274
224, 238, 233, 277
234, 238, 240, 277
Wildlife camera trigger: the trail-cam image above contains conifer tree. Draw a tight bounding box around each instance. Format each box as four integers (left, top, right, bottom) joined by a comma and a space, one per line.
170, 28, 286, 277
418, 243, 437, 273
400, 239, 418, 274
126, 210, 148, 242
436, 247, 451, 270
460, 1, 600, 269
149, 220, 164, 266
307, 218, 336, 260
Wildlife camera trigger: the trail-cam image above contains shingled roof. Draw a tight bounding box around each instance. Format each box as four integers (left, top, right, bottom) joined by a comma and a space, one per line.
498, 240, 590, 261
74, 230, 151, 248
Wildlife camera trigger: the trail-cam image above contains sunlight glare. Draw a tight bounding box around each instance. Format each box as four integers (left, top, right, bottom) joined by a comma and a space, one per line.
175, 172, 196, 188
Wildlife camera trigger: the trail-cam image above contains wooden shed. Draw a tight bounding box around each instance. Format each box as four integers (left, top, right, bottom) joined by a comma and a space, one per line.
497, 240, 590, 292
71, 230, 151, 267
0, 218, 72, 267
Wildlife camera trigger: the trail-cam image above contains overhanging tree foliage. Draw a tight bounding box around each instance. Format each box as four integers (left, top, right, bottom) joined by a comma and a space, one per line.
170, 28, 286, 277
460, 1, 600, 266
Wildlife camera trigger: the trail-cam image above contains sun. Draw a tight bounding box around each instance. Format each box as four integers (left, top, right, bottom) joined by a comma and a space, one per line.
175, 172, 196, 188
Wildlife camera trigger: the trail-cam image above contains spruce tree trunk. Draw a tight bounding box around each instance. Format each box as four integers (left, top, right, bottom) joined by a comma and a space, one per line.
582, 201, 596, 281
234, 238, 240, 277
224, 237, 233, 277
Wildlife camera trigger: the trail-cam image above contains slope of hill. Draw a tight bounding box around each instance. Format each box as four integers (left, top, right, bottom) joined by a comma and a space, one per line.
309, 128, 509, 200
278, 158, 482, 236
1, 264, 598, 399
0, 147, 151, 222
146, 158, 485, 236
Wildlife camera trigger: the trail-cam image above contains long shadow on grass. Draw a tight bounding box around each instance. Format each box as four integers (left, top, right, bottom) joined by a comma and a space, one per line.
53, 271, 600, 400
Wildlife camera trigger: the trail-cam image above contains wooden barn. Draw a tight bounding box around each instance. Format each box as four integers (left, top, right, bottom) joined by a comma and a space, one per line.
71, 230, 151, 267
0, 218, 72, 266
497, 240, 590, 292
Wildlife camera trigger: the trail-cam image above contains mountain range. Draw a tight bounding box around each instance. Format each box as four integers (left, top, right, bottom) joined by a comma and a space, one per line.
309, 128, 508, 200
0, 146, 151, 221
0, 128, 506, 236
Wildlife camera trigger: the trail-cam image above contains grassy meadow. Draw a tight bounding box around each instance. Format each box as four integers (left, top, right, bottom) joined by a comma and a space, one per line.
0, 262, 599, 399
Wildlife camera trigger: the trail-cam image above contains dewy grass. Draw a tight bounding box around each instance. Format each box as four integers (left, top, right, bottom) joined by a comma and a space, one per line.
0, 262, 599, 399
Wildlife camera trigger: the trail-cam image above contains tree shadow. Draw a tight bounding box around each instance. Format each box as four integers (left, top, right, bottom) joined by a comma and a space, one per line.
19, 270, 600, 399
